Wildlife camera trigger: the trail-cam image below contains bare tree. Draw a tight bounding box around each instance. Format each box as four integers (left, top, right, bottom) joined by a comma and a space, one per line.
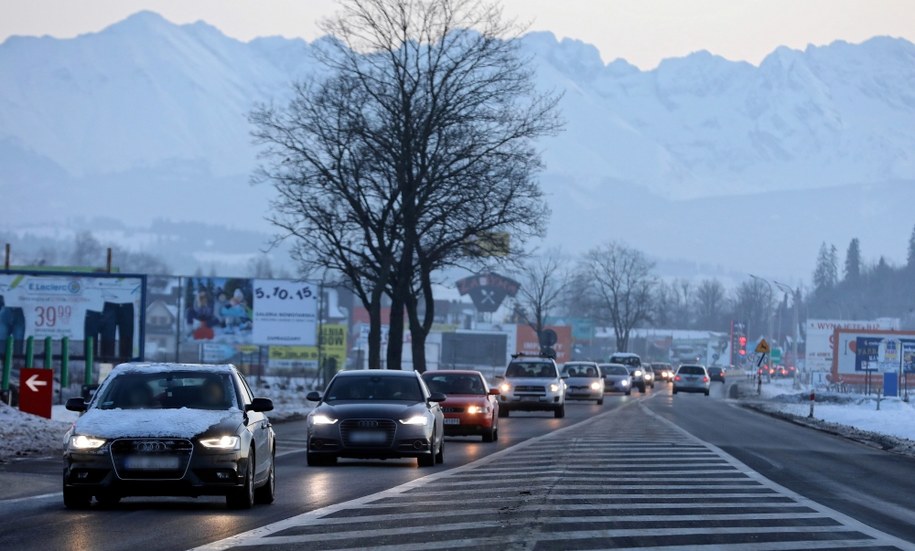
71, 231, 103, 267
248, 255, 274, 279
512, 252, 570, 345
733, 278, 774, 339
581, 242, 657, 352
693, 278, 727, 330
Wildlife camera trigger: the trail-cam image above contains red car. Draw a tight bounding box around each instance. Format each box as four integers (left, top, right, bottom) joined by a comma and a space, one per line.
421, 370, 500, 442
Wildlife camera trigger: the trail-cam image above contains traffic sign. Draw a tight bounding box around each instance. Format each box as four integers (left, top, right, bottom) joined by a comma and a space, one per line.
755, 339, 771, 354
19, 368, 53, 419
770, 348, 782, 364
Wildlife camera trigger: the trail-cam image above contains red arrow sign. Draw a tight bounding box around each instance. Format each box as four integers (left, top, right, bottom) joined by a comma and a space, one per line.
19, 368, 53, 419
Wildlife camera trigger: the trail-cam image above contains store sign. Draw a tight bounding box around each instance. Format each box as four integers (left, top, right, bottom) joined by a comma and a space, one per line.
456, 272, 520, 313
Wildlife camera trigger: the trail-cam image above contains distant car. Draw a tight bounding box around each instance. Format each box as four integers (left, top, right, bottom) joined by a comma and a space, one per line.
673, 364, 711, 396
651, 362, 674, 383
497, 354, 565, 418
609, 352, 647, 393
305, 370, 446, 467
421, 370, 500, 442
560, 362, 604, 405
599, 363, 632, 395
63, 363, 276, 510
707, 366, 726, 383
642, 364, 656, 388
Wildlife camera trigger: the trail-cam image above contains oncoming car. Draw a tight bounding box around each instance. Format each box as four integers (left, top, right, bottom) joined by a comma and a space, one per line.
422, 370, 500, 442
305, 370, 446, 467
63, 363, 276, 510
560, 362, 604, 404
599, 363, 632, 395
609, 352, 647, 393
497, 354, 565, 418
651, 362, 674, 383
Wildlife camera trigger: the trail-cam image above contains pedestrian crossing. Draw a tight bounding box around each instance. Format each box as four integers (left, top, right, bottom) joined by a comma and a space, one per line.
194, 403, 912, 551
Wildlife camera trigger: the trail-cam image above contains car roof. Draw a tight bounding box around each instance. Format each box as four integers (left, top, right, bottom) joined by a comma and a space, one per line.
336, 369, 417, 378
679, 364, 707, 369
610, 352, 640, 357
421, 370, 483, 377
112, 362, 236, 375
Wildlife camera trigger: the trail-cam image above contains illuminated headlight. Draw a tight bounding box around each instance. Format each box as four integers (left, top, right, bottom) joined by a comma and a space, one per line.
310, 414, 338, 425
633, 370, 643, 377
69, 435, 106, 450
400, 415, 429, 426
466, 405, 491, 415
500, 383, 510, 393
590, 381, 602, 391
549, 383, 560, 393
621, 379, 630, 386
199, 436, 240, 450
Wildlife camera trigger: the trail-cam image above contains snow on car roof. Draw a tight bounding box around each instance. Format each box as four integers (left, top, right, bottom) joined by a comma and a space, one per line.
112, 362, 237, 375
609, 353, 640, 358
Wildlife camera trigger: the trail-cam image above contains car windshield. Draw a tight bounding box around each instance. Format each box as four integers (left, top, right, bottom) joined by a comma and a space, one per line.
423, 373, 485, 395
600, 365, 629, 376
610, 355, 640, 367
679, 366, 706, 375
562, 364, 599, 378
325, 375, 423, 402
505, 362, 557, 378
95, 371, 237, 410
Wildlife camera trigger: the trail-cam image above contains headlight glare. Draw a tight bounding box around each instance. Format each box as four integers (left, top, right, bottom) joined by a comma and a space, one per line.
69, 435, 106, 450
590, 381, 602, 390
633, 370, 643, 377
400, 415, 429, 426
311, 414, 338, 425
499, 383, 510, 393
199, 435, 240, 450
549, 383, 560, 393
466, 405, 490, 415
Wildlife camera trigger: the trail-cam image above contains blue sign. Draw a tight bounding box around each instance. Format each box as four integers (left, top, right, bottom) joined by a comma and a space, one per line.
884, 372, 899, 397
854, 337, 881, 371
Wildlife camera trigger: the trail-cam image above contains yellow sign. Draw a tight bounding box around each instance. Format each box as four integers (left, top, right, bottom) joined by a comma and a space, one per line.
755, 339, 771, 354
268, 324, 347, 369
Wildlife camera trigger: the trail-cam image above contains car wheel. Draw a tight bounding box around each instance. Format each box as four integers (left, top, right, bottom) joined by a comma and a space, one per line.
705, 389, 710, 396
639, 384, 646, 393
95, 493, 121, 508
482, 425, 496, 443
673, 388, 678, 395
254, 448, 276, 505
226, 450, 255, 509
554, 405, 565, 419
435, 437, 445, 464
498, 407, 509, 418
63, 485, 91, 510
596, 398, 604, 405
307, 452, 337, 467
417, 450, 435, 467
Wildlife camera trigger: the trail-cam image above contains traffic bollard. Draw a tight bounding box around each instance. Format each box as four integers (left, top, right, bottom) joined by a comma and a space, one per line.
808, 391, 815, 418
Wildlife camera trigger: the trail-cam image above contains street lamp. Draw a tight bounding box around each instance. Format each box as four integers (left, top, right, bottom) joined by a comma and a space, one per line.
775, 281, 801, 388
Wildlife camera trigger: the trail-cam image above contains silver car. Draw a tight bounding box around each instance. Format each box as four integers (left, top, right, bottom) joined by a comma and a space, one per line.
599, 363, 632, 396
561, 362, 604, 405
673, 364, 711, 396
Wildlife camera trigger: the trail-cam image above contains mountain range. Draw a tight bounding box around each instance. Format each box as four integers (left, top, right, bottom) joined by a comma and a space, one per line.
1, 11, 914, 281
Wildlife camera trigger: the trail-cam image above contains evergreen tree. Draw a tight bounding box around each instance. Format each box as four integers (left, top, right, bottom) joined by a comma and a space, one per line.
908, 224, 915, 269
813, 242, 838, 292
844, 238, 861, 282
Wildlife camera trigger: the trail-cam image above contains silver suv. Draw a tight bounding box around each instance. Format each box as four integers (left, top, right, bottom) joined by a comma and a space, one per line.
497, 355, 566, 418
609, 352, 648, 393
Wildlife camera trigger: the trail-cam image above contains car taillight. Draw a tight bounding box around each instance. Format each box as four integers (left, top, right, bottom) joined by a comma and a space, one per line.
703, 377, 709, 383
674, 375, 681, 381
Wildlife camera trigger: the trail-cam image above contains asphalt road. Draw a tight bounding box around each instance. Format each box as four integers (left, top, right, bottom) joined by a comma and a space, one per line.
2, 380, 914, 550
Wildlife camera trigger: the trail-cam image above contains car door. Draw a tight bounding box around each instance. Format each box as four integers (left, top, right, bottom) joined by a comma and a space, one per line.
235, 373, 271, 481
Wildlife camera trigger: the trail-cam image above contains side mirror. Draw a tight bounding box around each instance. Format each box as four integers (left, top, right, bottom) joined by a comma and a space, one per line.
488, 388, 501, 396
428, 392, 447, 403
561, 374, 569, 379
305, 391, 322, 402
66, 397, 87, 412
246, 397, 274, 413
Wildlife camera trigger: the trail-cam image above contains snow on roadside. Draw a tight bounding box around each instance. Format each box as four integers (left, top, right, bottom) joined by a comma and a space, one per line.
0, 403, 71, 462
252, 380, 315, 422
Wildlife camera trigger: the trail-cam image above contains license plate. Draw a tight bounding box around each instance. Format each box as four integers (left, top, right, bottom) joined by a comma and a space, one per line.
443, 418, 460, 425
124, 455, 180, 470
349, 431, 388, 444
521, 396, 540, 402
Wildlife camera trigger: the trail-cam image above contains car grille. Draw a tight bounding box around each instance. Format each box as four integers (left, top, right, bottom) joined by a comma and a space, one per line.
569, 385, 590, 391
441, 407, 464, 413
339, 418, 397, 447
110, 438, 193, 480
514, 385, 546, 395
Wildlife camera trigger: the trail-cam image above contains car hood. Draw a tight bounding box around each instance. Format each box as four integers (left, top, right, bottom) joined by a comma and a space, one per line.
563, 377, 600, 385
603, 374, 629, 382
504, 377, 557, 386
315, 401, 428, 420
438, 395, 489, 408
74, 407, 243, 439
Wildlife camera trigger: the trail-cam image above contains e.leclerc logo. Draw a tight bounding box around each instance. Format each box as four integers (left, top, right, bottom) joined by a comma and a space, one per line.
67, 280, 81, 294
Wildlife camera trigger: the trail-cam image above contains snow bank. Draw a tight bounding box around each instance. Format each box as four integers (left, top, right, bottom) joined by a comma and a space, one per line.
0, 403, 71, 461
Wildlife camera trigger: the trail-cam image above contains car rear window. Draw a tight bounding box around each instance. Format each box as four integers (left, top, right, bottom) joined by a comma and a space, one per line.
678, 366, 706, 375
422, 373, 486, 395
610, 355, 641, 368
562, 364, 599, 378
506, 362, 557, 378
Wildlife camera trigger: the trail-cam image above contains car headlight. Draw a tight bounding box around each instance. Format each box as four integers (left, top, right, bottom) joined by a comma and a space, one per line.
69, 435, 106, 450
311, 414, 338, 425
466, 405, 491, 414
199, 435, 240, 450
590, 381, 602, 391
633, 370, 643, 377
500, 383, 510, 393
549, 383, 560, 393
400, 415, 429, 426
621, 379, 630, 386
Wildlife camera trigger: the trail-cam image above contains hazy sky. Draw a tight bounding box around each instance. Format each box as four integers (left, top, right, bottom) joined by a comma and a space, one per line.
1, 0, 913, 69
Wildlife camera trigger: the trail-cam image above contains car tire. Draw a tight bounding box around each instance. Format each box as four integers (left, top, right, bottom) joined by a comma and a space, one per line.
418, 450, 435, 467
554, 405, 565, 419
596, 398, 604, 405
705, 389, 710, 396
226, 451, 255, 510
95, 493, 121, 508
254, 449, 276, 505
435, 437, 445, 464
63, 486, 91, 510
673, 388, 678, 395
639, 384, 646, 393
625, 389, 631, 396
307, 452, 337, 467
482, 426, 496, 443
498, 407, 509, 418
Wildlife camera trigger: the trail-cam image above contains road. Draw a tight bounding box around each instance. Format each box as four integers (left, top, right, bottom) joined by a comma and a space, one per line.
1, 382, 914, 550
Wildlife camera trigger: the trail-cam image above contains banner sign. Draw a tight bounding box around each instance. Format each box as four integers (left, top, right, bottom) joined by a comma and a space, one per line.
456, 272, 520, 313
805, 319, 897, 371
268, 324, 347, 369
0, 271, 145, 360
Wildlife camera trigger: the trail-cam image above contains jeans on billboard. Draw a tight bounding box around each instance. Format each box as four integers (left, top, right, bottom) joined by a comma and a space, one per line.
0, 306, 25, 356
84, 302, 135, 360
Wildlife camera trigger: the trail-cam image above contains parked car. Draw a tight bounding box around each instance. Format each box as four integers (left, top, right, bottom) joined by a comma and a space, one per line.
305, 370, 446, 467
497, 354, 566, 418
599, 363, 632, 395
421, 370, 500, 442
609, 352, 647, 393
651, 362, 674, 383
560, 362, 604, 405
63, 363, 276, 510
673, 364, 711, 396
707, 366, 726, 383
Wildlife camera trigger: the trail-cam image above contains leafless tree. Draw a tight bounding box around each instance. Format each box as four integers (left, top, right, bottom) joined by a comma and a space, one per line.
733, 278, 774, 339
512, 251, 570, 345
581, 242, 657, 352
693, 278, 727, 330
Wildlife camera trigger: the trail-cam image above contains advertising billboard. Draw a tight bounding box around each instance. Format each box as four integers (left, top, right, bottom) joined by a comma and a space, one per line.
832, 329, 915, 384
268, 324, 347, 370
515, 325, 572, 364
181, 277, 318, 347
0, 271, 146, 360
805, 318, 898, 371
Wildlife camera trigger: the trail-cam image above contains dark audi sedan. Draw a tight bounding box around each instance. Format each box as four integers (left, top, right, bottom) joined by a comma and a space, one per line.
305, 370, 446, 467
63, 363, 276, 510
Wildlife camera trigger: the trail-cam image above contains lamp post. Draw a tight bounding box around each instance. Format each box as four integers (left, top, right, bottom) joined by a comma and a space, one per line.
775, 281, 800, 387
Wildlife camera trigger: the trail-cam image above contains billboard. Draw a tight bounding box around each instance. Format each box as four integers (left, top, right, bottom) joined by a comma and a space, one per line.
268, 324, 347, 370
181, 277, 317, 346
805, 318, 898, 371
0, 271, 146, 360
833, 329, 915, 377
515, 325, 572, 364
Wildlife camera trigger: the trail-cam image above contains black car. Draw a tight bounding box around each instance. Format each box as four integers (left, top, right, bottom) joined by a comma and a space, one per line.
63, 363, 276, 510
305, 370, 446, 467
707, 366, 726, 383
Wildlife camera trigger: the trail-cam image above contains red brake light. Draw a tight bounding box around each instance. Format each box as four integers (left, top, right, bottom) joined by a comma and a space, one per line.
674, 375, 681, 381
703, 377, 709, 383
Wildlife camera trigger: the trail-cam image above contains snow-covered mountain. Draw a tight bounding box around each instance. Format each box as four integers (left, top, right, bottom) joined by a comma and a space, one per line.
1, 11, 914, 279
